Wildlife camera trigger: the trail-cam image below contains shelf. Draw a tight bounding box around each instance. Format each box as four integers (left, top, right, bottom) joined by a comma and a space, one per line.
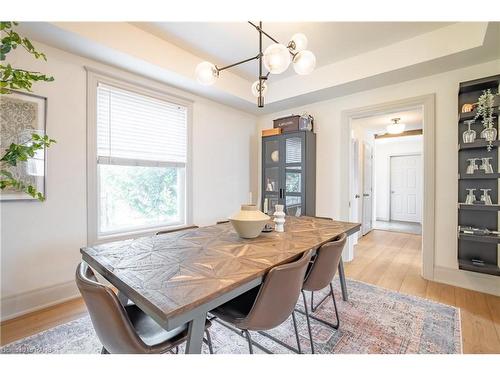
458, 140, 500, 150
459, 203, 500, 211
458, 259, 500, 276
459, 108, 499, 123
459, 172, 500, 180
459, 75, 500, 95
458, 232, 500, 244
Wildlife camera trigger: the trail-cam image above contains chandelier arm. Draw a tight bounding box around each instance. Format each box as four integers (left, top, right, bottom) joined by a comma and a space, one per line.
248, 21, 280, 44
217, 54, 261, 72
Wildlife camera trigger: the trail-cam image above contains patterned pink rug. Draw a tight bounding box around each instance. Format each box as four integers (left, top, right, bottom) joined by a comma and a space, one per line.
1, 279, 461, 354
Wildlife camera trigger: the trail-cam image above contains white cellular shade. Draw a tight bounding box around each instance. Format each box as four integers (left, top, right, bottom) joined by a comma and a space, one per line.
97, 83, 187, 165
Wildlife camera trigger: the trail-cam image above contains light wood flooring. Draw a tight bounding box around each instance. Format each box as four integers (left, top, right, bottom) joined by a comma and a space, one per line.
1, 230, 499, 353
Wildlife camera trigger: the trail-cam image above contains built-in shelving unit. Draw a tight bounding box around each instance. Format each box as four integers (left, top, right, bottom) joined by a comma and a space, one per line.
457, 74, 500, 277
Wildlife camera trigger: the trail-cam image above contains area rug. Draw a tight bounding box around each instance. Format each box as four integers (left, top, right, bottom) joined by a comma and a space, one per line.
1, 279, 461, 354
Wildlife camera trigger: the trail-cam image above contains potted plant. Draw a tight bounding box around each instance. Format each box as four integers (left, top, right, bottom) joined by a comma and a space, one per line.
0, 21, 56, 201
474, 88, 499, 151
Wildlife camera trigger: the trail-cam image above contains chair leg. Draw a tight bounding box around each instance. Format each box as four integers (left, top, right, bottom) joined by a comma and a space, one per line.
101, 346, 109, 354
301, 290, 315, 354
175, 346, 179, 354
204, 329, 214, 354
244, 329, 254, 354
329, 283, 340, 329
291, 311, 302, 354
310, 291, 314, 312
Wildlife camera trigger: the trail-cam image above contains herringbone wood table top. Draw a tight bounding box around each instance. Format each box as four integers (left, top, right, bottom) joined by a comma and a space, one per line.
81, 216, 360, 321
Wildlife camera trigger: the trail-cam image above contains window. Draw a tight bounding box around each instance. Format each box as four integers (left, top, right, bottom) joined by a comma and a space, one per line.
90, 76, 190, 240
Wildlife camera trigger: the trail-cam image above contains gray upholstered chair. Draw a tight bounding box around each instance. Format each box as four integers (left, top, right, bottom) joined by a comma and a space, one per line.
156, 225, 199, 235
76, 262, 213, 354
210, 249, 314, 354
299, 233, 347, 353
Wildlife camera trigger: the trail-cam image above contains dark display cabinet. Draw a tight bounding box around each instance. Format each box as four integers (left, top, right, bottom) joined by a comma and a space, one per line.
261, 131, 316, 217
457, 74, 500, 276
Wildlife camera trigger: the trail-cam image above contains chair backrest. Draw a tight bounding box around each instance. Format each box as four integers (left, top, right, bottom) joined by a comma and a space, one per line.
75, 262, 147, 354
302, 233, 347, 292
243, 249, 314, 331
156, 225, 198, 235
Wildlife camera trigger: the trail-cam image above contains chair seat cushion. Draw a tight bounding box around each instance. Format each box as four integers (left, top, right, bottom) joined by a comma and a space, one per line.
210, 285, 260, 328
125, 305, 211, 351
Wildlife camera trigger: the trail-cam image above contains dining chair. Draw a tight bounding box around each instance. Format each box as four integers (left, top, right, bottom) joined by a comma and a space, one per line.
156, 225, 199, 235
314, 216, 349, 301
76, 262, 213, 354
298, 233, 347, 354
210, 249, 314, 354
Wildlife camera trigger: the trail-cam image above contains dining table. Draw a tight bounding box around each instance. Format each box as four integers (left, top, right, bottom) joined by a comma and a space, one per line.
80, 216, 360, 354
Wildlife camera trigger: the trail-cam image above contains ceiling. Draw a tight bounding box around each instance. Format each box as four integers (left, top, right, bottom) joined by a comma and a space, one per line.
133, 22, 454, 81
352, 108, 423, 135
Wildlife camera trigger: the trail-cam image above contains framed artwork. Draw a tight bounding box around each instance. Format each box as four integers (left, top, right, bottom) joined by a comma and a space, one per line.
0, 91, 48, 201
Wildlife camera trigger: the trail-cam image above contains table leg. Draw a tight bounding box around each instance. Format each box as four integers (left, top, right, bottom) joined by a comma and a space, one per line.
185, 313, 206, 354
338, 257, 348, 301
117, 290, 129, 306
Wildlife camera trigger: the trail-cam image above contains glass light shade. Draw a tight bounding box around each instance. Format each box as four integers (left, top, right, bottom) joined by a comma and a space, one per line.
195, 61, 218, 85
263, 43, 291, 74
293, 50, 316, 75
251, 80, 268, 97
289, 33, 308, 52
386, 123, 406, 134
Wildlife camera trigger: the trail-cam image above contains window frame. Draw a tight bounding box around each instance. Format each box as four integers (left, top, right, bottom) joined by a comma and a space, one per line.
86, 68, 193, 244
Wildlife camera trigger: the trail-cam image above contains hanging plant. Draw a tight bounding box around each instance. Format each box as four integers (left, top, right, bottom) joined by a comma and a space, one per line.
0, 21, 56, 201
474, 89, 498, 151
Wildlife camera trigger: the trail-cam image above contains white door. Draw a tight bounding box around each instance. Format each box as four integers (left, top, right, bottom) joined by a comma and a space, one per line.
390, 155, 422, 222
362, 143, 373, 235
350, 139, 360, 240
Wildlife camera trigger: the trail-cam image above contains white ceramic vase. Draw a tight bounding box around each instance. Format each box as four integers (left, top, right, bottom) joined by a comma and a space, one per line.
274, 204, 285, 232
229, 204, 270, 239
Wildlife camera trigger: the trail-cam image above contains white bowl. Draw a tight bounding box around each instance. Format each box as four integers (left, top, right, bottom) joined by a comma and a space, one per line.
229, 204, 270, 239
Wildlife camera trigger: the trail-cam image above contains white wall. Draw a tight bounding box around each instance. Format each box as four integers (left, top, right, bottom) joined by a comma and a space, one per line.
0, 42, 257, 320
373, 135, 423, 221
257, 59, 500, 296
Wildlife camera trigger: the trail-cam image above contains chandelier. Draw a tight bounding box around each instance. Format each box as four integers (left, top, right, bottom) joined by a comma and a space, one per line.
194, 21, 316, 108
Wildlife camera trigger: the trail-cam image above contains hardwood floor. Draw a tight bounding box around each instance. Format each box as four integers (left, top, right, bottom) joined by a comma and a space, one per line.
1, 229, 499, 353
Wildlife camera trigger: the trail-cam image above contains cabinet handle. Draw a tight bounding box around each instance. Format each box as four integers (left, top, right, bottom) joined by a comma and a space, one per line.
279, 188, 284, 199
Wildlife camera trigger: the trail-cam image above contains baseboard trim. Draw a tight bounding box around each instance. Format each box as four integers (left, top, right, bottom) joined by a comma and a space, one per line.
1, 280, 80, 322
433, 265, 500, 296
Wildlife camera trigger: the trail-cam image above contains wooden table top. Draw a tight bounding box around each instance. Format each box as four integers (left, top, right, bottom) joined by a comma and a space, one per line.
81, 216, 360, 322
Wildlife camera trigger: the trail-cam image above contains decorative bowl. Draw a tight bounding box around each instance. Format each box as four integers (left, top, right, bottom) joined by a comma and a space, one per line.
229, 204, 270, 239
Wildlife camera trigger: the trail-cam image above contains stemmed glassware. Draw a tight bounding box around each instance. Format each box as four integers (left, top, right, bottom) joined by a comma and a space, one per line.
462, 120, 476, 143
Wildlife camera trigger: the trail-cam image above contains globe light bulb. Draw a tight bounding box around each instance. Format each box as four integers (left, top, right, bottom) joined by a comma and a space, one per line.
293, 50, 316, 75
251, 80, 268, 97
289, 33, 308, 53
195, 61, 218, 85
263, 43, 291, 74
386, 120, 406, 134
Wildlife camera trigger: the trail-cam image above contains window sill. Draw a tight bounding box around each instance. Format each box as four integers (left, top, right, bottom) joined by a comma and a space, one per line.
92, 222, 186, 245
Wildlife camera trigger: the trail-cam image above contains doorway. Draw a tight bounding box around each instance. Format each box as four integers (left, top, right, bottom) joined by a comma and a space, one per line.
343, 94, 435, 280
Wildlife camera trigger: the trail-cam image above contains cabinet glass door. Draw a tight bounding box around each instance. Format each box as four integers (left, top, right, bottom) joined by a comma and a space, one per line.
282, 134, 305, 216
262, 137, 282, 215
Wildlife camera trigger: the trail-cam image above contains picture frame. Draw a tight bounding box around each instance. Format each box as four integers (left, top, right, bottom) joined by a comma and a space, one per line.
0, 91, 48, 201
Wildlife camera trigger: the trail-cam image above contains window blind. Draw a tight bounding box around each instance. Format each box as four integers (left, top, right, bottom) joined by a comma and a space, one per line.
97, 83, 187, 166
